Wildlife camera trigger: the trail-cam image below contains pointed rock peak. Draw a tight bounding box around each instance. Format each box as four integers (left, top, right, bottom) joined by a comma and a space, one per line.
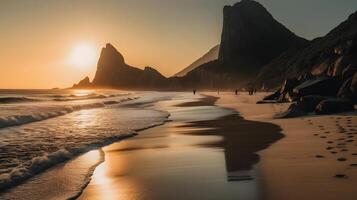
82, 76, 90, 83
75, 76, 91, 87
105, 43, 116, 50
226, 0, 271, 20
99, 43, 125, 64
219, 0, 307, 63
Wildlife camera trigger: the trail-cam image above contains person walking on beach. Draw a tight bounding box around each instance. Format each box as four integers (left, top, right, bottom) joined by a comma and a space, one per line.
235, 89, 238, 95
193, 89, 196, 95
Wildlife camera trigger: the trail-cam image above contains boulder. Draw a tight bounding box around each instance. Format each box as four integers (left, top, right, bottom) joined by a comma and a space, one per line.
342, 64, 357, 80
298, 72, 315, 82
274, 103, 305, 118
293, 76, 343, 97
351, 72, 357, 102
315, 99, 354, 114
337, 78, 353, 99
280, 78, 300, 94
262, 89, 281, 101
297, 95, 328, 112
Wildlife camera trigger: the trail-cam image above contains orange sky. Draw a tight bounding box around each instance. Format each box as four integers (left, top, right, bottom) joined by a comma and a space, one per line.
0, 0, 356, 89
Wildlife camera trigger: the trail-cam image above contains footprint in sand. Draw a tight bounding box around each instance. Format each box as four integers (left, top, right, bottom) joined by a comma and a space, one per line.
335, 174, 348, 179
352, 153, 357, 156
346, 139, 354, 143
326, 147, 334, 150
327, 141, 334, 144
331, 151, 338, 154
320, 136, 327, 139
341, 149, 348, 152
337, 157, 347, 162
315, 155, 325, 158
350, 164, 357, 167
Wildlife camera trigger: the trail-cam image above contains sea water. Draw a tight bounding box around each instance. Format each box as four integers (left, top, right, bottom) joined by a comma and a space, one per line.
0, 89, 172, 196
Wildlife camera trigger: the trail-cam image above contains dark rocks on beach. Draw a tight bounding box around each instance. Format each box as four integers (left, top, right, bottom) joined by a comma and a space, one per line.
351, 72, 357, 102
281, 78, 300, 94
293, 76, 343, 97
297, 95, 328, 112
315, 99, 354, 115
274, 103, 305, 118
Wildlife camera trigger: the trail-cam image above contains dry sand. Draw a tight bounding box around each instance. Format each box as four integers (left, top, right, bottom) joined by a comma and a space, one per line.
211, 92, 357, 200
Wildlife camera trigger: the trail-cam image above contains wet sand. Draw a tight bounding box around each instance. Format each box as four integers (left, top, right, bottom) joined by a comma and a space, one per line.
78, 94, 283, 200
213, 92, 357, 200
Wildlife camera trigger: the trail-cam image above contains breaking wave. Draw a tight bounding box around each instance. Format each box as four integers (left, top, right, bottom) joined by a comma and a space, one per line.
0, 97, 38, 104
0, 97, 138, 129
0, 133, 136, 190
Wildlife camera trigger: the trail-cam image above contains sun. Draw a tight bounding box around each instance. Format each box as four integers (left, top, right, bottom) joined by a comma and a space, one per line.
68, 43, 98, 69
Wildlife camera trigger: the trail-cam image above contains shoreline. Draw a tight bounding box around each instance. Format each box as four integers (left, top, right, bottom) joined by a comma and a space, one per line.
77, 93, 283, 199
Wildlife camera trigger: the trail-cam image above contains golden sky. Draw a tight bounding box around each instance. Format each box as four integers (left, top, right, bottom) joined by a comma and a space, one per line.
0, 0, 356, 89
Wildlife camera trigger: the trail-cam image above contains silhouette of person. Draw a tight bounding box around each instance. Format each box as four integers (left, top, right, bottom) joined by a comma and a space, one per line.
235, 89, 238, 95
193, 89, 196, 95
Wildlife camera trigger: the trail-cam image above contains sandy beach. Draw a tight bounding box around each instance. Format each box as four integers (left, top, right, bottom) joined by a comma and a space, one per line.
213, 92, 357, 200
76, 92, 357, 200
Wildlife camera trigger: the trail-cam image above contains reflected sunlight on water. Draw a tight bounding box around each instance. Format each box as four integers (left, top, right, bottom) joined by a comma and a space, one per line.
70, 89, 95, 97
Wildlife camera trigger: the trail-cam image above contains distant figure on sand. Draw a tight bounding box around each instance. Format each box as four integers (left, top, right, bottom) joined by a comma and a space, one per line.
193, 89, 196, 95
248, 88, 256, 95
235, 89, 238, 95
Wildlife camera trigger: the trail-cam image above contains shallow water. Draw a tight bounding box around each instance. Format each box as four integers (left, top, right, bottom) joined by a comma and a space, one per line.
78, 96, 261, 200
0, 89, 174, 194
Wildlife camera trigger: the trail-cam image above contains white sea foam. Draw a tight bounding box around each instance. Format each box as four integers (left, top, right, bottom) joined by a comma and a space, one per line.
0, 91, 171, 192
0, 97, 139, 129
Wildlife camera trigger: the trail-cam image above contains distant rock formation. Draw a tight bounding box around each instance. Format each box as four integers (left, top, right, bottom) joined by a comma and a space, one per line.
72, 76, 91, 88
174, 45, 219, 77
73, 0, 357, 94
219, 0, 307, 66
174, 0, 307, 89
74, 43, 167, 89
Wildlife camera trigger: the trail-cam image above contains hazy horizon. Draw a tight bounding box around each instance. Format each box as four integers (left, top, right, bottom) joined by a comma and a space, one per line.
1, 0, 357, 89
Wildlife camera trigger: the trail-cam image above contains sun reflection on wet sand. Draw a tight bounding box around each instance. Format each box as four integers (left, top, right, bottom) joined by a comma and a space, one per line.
78, 96, 261, 200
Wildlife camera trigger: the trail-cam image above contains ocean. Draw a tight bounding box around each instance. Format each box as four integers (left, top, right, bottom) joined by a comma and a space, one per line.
0, 89, 172, 195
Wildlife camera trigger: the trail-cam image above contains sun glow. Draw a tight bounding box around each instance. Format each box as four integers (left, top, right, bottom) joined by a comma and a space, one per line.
68, 43, 98, 70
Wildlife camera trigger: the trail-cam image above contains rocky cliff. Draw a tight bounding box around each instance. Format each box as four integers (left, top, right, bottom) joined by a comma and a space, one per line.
180, 0, 308, 88
255, 10, 357, 89
218, 0, 307, 68
74, 43, 167, 89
